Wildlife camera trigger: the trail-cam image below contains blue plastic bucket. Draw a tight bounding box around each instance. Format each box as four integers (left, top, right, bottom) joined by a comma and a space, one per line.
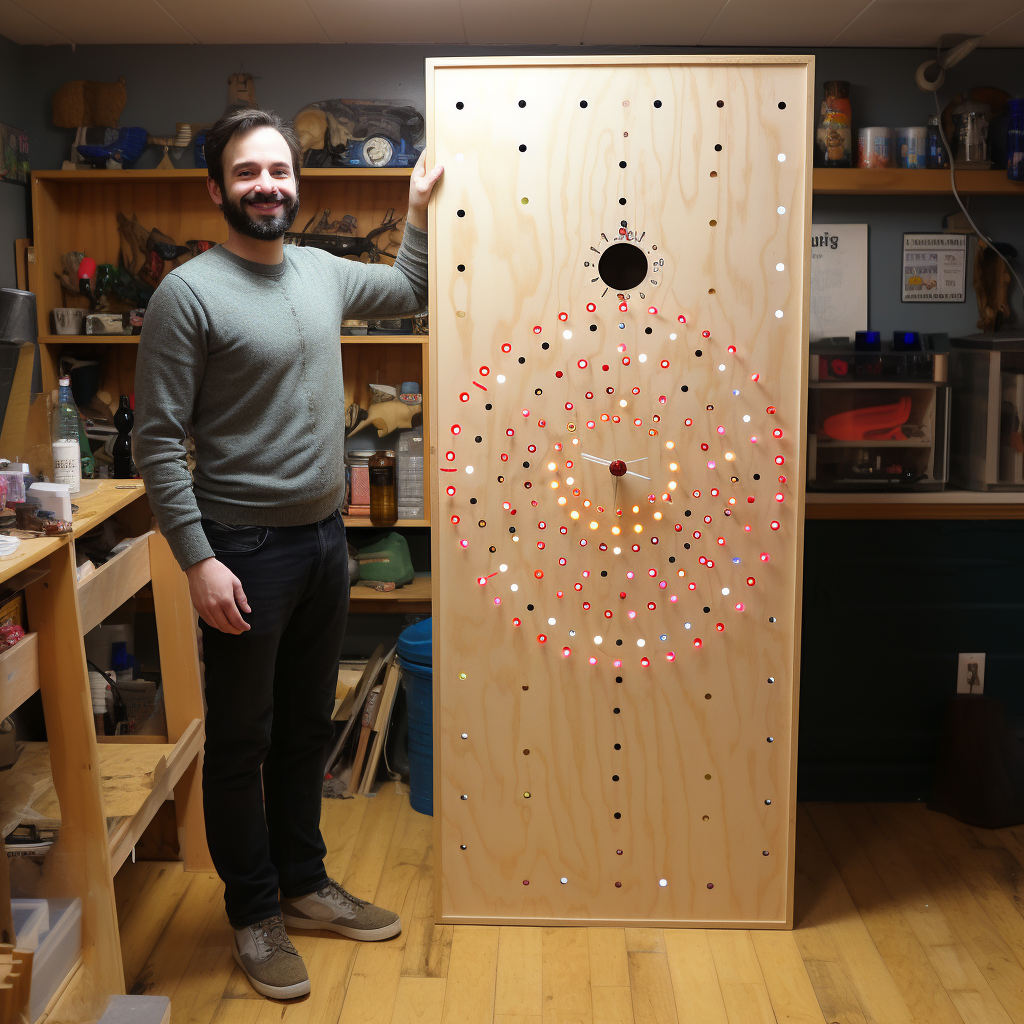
398, 619, 433, 815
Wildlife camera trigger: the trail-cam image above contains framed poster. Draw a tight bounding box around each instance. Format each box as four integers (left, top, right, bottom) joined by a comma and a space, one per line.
810, 223, 868, 341
902, 232, 968, 302
0, 123, 29, 185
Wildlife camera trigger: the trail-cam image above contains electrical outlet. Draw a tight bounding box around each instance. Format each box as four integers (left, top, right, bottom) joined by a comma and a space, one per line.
957, 652, 985, 695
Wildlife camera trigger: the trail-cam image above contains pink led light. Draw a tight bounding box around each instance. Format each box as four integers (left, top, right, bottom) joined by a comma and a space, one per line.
589, 656, 597, 664
648, 306, 658, 314
494, 598, 501, 605
750, 436, 758, 444
613, 660, 622, 668
459, 392, 469, 402
670, 595, 678, 603
707, 461, 716, 469
522, 409, 530, 417
659, 580, 667, 589
460, 539, 469, 549
735, 602, 745, 611
744, 525, 752, 532
760, 552, 770, 562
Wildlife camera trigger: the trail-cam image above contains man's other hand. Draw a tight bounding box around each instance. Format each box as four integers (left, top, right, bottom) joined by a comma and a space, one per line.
407, 150, 443, 230
186, 557, 252, 634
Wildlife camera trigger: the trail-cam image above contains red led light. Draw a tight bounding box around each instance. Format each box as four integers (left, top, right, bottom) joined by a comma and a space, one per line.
587, 421, 596, 429
558, 557, 566, 565
501, 343, 512, 353
586, 392, 594, 399
578, 359, 588, 369
460, 540, 469, 548
445, 451, 456, 461
760, 552, 770, 562
746, 577, 756, 586
565, 402, 574, 411
459, 392, 469, 402
513, 617, 521, 627
716, 622, 724, 632
640, 657, 650, 666
451, 515, 460, 525
477, 576, 487, 585
528, 444, 537, 452
773, 428, 783, 438
533, 326, 542, 333
693, 489, 701, 498
674, 524, 682, 532
479, 366, 490, 376
622, 357, 630, 366
446, 486, 456, 496
648, 602, 656, 610
501, 453, 509, 461
555, 371, 563, 378
701, 443, 709, 451
779, 475, 787, 484
767, 406, 776, 414
702, 330, 711, 338
750, 372, 760, 382
605, 610, 613, 618
694, 638, 703, 648
587, 302, 597, 312
649, 569, 658, 577
583, 601, 591, 609
660, 360, 670, 369
522, 409, 530, 417
693, 531, 702, 539
666, 651, 676, 661
619, 301, 628, 312
727, 345, 736, 354
707, 559, 714, 568
677, 314, 687, 323
710, 488, 719, 496
537, 634, 547, 643
563, 647, 572, 657
534, 570, 544, 579
747, 496, 755, 503
619, 592, 627, 599
775, 455, 785, 465
634, 418, 643, 427
560, 526, 568, 534
685, 418, 693, 426
771, 520, 780, 530
717, 537, 725, 546
612, 416, 620, 423
451, 424, 461, 434
559, 311, 568, 321
574, 583, 582, 592
703, 514, 712, 522
556, 591, 564, 598
775, 493, 784, 502
688, 582, 696, 590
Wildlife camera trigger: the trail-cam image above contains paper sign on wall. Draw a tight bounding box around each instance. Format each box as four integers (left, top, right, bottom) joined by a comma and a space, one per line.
902, 233, 968, 302
810, 224, 868, 342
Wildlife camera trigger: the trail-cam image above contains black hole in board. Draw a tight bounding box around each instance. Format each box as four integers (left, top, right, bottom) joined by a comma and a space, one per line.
715, 143, 722, 152
681, 385, 688, 392
518, 356, 525, 364
645, 327, 652, 334
535, 388, 542, 395
590, 324, 598, 332
598, 242, 648, 291
457, 264, 465, 272
703, 607, 710, 613
470, 497, 477, 504
519, 144, 527, 152
778, 101, 786, 109
523, 461, 530, 468
653, 99, 662, 108
509, 527, 515, 533
526, 604, 534, 611
542, 342, 550, 349
618, 197, 627, 205
619, 160, 627, 168
695, 349, 702, 357
716, 99, 724, 108
456, 101, 464, 109
486, 403, 493, 410
753, 473, 761, 480
612, 775, 620, 781
457, 210, 465, 217
613, 707, 620, 714
496, 474, 503, 481
684, 543, 690, 549
614, 811, 621, 818
460, 844, 467, 849
614, 743, 621, 750
601, 570, 608, 577
685, 510, 691, 517
669, 556, 675, 563
580, 100, 588, 108
519, 99, 526, 107
475, 436, 482, 443
615, 639, 623, 646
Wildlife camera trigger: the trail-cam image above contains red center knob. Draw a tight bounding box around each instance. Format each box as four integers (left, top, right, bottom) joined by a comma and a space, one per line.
609, 460, 628, 477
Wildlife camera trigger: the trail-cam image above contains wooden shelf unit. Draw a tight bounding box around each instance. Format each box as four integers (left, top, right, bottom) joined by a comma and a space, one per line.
349, 573, 431, 614
0, 482, 210, 1023
812, 167, 1024, 195
28, 168, 432, 532
805, 490, 1024, 519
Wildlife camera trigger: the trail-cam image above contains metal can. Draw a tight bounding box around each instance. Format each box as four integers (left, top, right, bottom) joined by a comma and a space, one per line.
858, 127, 893, 169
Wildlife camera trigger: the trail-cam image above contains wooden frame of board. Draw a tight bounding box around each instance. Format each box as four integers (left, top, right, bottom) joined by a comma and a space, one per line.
427, 55, 813, 927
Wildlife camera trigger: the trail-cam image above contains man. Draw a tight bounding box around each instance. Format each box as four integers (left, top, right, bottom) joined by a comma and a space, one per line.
135, 107, 441, 1000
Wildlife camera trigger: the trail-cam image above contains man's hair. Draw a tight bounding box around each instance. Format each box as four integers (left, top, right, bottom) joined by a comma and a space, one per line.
204, 108, 302, 191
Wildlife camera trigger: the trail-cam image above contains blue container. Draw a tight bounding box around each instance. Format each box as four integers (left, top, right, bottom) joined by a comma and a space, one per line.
398, 618, 433, 815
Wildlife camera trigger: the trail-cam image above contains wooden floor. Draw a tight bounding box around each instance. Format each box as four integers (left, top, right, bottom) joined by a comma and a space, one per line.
114, 785, 1024, 1024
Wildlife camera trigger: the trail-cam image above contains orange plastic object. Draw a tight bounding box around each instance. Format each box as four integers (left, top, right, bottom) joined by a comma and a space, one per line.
822, 396, 912, 440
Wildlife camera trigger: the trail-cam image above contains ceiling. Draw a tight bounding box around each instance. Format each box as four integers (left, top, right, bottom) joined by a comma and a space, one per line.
2, 0, 1024, 47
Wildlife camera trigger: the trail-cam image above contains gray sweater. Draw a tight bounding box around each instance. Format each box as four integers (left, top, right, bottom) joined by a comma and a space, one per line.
134, 225, 428, 570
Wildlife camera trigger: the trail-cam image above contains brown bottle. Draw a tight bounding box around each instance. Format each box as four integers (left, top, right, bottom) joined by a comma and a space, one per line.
369, 450, 398, 526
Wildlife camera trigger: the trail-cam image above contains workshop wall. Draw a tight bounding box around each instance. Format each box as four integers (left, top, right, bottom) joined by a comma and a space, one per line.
0, 34, 28, 290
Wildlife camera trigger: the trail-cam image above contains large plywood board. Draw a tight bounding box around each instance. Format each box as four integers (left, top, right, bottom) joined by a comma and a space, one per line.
428, 56, 813, 927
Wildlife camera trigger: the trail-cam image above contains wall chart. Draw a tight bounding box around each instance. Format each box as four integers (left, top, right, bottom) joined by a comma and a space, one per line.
427, 56, 813, 927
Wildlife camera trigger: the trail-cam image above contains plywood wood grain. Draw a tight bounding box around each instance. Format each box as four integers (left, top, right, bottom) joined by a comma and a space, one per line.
428, 56, 812, 926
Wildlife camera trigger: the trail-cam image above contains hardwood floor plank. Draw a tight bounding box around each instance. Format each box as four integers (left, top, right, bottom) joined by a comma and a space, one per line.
300, 935, 360, 1024
623, 929, 665, 954
167, 916, 239, 1024
322, 791, 370, 884
542, 927, 592, 1024
391, 977, 446, 1024
209, 1001, 265, 1024
495, 926, 543, 1017
588, 929, 630, 989
805, 803, 963, 1024
493, 1017, 543, 1024
663, 930, 729, 1024
858, 804, 1014, 1024
118, 862, 193, 988
750, 930, 827, 1024
340, 787, 402, 902
592, 985, 634, 1024
793, 806, 913, 1024
441, 926, 499, 1024
627, 952, 677, 1024
400, 856, 453, 979
706, 931, 774, 1024
338, 944, 404, 1024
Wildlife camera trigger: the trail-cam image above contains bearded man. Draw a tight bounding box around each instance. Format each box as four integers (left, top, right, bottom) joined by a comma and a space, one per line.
134, 107, 441, 1000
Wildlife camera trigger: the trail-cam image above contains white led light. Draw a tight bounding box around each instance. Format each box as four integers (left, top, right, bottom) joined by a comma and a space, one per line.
637, 639, 646, 647
743, 414, 751, 422
561, 877, 568, 884
777, 205, 786, 215
465, 465, 474, 474
497, 374, 506, 383
639, 354, 647, 362
659, 878, 668, 887
619, 399, 627, 407
722, 587, 730, 595
776, 262, 785, 271
613, 546, 621, 554
563, 330, 572, 340
461, 732, 468, 739
670, 332, 677, 340
684, 622, 692, 629
548, 462, 556, 470
718, 363, 726, 371
566, 477, 574, 485
775, 310, 783, 318
594, 636, 603, 644
455, 153, 464, 161
511, 584, 518, 591
548, 617, 556, 625
500, 564, 508, 572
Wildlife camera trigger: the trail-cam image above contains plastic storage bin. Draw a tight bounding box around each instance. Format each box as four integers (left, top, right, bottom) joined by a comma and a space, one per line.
397, 618, 433, 816
11, 898, 82, 1023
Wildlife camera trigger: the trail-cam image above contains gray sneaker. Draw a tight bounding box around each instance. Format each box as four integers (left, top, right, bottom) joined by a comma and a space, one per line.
233, 914, 310, 999
280, 878, 401, 941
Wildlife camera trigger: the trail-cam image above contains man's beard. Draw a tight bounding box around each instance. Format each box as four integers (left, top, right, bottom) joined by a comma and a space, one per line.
220, 188, 300, 241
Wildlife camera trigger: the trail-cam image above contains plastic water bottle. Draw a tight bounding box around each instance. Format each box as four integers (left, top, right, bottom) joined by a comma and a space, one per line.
1008, 98, 1024, 182
51, 375, 81, 494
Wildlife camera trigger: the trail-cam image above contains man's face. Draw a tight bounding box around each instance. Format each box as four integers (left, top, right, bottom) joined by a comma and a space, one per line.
214, 126, 300, 241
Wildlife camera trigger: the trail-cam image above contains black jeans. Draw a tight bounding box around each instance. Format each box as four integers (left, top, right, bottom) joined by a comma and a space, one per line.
198, 511, 349, 928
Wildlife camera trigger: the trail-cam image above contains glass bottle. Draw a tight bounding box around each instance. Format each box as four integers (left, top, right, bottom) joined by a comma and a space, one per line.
368, 450, 398, 526
815, 81, 852, 168
113, 395, 135, 478
1008, 98, 1024, 181
926, 114, 949, 169
51, 375, 81, 494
